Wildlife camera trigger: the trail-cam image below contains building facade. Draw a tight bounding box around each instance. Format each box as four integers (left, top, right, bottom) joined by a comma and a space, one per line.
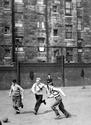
0, 0, 91, 64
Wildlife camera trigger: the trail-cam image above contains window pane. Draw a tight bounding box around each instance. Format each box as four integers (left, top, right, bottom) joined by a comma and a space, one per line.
66, 32, 72, 39
77, 32, 81, 39
65, 0, 72, 15
77, 24, 82, 30
65, 9, 71, 14
37, 0, 44, 5
15, 0, 23, 3
53, 5, 57, 12
42, 22, 45, 29
4, 0, 10, 8
65, 25, 72, 31
53, 29, 58, 36
78, 18, 82, 24
77, 2, 81, 8
4, 25, 10, 34
66, 2, 71, 9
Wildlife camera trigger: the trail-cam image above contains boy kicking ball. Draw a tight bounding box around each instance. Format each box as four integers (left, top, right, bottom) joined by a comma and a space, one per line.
9, 79, 24, 114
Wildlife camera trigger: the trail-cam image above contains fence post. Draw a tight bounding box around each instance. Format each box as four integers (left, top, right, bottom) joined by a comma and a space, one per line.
61, 55, 65, 87
45, 0, 49, 62
17, 61, 20, 85
11, 0, 16, 62
16, 46, 21, 85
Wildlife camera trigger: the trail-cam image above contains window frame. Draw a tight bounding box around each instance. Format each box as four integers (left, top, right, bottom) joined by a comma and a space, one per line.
77, 17, 82, 31
52, 5, 58, 12
65, 0, 72, 16
53, 29, 58, 36
4, 25, 11, 34
4, 0, 10, 8
65, 24, 72, 39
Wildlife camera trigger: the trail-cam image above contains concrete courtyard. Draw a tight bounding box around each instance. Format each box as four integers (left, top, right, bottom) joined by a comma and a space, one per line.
0, 86, 91, 125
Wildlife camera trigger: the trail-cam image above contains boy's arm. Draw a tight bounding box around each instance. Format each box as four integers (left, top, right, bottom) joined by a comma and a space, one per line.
31, 84, 36, 94
9, 86, 13, 97
54, 87, 66, 96
59, 89, 66, 96
17, 84, 24, 92
47, 93, 54, 98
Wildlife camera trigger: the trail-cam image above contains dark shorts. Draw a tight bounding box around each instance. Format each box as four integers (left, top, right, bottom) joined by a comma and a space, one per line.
12, 95, 22, 108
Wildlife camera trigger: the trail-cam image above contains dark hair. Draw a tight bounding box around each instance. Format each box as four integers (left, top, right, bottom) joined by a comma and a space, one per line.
12, 79, 17, 83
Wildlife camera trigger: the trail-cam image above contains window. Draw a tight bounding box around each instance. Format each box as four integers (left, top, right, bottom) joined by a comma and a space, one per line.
65, 0, 72, 15
77, 2, 81, 8
37, 22, 45, 30
66, 48, 73, 63
4, 25, 10, 34
53, 29, 58, 36
76, 0, 81, 8
52, 5, 58, 12
77, 8, 83, 17
77, 31, 81, 40
38, 47, 45, 52
65, 17, 72, 24
4, 0, 10, 8
77, 40, 82, 48
41, 22, 45, 29
15, 0, 23, 3
15, 37, 23, 46
38, 37, 45, 44
65, 25, 72, 39
37, 0, 44, 5
54, 49, 59, 57
54, 40, 58, 43
77, 18, 82, 30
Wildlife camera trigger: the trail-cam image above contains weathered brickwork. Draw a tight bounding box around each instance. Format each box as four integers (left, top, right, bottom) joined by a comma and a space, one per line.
0, 0, 91, 63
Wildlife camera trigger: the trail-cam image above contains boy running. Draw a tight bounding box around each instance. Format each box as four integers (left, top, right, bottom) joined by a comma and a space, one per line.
31, 77, 46, 115
9, 79, 24, 114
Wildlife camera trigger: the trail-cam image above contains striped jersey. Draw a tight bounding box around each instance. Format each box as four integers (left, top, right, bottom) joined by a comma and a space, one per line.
47, 85, 66, 99
9, 84, 24, 97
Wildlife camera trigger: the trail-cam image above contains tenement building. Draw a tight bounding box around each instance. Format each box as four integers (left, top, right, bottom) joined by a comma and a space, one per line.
0, 0, 91, 64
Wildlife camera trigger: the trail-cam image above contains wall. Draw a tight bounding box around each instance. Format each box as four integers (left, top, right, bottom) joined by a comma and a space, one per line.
0, 66, 16, 90
0, 63, 91, 90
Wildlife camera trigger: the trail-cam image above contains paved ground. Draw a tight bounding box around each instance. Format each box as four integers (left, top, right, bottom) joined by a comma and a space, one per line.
0, 86, 91, 125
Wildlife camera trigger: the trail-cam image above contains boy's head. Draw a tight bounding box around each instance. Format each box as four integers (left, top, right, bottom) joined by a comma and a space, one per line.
12, 79, 17, 85
48, 74, 51, 78
36, 77, 41, 84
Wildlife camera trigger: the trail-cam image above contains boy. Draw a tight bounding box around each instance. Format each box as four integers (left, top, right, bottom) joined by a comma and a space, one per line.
47, 74, 53, 86
31, 77, 46, 115
46, 84, 71, 118
9, 79, 24, 114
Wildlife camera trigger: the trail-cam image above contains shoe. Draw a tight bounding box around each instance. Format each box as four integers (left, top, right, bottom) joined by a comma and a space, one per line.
20, 103, 24, 108
66, 113, 71, 118
16, 109, 20, 114
56, 115, 61, 119
43, 100, 46, 105
34, 110, 37, 115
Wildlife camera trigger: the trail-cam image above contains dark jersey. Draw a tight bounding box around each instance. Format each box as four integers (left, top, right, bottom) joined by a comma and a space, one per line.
47, 78, 53, 83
